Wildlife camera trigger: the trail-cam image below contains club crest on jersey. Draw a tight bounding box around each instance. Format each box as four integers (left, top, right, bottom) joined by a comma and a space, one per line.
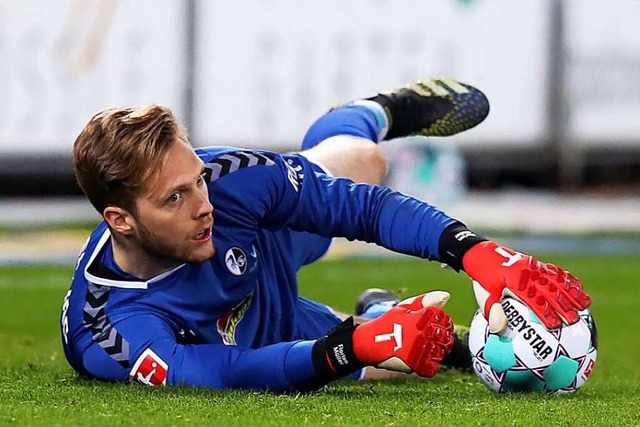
225, 247, 247, 276
129, 348, 168, 387
217, 292, 254, 345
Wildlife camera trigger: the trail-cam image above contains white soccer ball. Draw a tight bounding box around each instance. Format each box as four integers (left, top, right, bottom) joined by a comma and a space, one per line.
469, 296, 597, 394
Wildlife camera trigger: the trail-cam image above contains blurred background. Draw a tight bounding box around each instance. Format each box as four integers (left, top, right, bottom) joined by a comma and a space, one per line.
1, 0, 640, 263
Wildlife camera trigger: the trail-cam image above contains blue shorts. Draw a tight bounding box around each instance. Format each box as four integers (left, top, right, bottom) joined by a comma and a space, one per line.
284, 219, 364, 380
261, 225, 336, 338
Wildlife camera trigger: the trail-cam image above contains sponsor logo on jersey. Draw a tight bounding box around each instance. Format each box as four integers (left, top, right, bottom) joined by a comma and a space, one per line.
129, 348, 168, 387
225, 247, 247, 276
284, 158, 304, 192
61, 289, 72, 345
216, 292, 254, 345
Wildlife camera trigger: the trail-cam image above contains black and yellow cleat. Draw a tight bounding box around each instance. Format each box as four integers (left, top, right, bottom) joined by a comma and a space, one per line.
367, 78, 490, 140
354, 288, 400, 318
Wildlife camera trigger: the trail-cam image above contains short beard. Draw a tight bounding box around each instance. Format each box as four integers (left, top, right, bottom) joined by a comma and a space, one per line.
134, 219, 214, 266
134, 220, 188, 268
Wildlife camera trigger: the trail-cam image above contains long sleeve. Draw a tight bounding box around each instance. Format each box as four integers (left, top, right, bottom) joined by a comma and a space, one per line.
82, 312, 322, 392
205, 150, 456, 261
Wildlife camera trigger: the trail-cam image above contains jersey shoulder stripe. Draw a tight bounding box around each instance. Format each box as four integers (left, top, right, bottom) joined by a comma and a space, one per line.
83, 280, 131, 368
205, 151, 276, 182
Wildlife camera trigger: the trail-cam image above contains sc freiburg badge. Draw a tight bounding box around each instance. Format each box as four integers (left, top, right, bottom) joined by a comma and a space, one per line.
225, 247, 247, 276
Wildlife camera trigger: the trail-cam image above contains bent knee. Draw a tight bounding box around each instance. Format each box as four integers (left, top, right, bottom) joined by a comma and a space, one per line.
300, 136, 388, 184
346, 140, 388, 184
360, 143, 388, 184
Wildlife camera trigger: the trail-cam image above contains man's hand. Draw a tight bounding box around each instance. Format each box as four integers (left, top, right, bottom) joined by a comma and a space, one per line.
463, 241, 591, 333
311, 291, 454, 381
352, 291, 454, 377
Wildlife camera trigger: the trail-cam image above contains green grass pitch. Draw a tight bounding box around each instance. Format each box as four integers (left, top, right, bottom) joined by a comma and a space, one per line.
1, 255, 639, 426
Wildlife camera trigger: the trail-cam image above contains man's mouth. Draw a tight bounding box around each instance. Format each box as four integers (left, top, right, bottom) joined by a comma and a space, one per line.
193, 226, 212, 243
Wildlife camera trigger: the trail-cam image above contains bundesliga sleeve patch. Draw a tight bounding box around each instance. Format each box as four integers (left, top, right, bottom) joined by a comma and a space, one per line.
129, 348, 168, 387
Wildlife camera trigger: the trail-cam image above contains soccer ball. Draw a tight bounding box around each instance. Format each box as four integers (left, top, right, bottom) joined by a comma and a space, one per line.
469, 296, 598, 394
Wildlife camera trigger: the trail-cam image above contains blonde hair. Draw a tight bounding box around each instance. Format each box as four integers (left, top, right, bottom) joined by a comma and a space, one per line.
73, 104, 188, 215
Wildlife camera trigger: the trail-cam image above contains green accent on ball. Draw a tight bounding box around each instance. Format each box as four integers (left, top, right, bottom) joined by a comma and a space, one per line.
543, 356, 579, 390
502, 370, 545, 393
529, 311, 542, 325
483, 335, 517, 373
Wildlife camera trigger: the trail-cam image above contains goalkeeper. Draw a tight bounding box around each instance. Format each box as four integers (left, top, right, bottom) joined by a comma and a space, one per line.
62, 78, 591, 391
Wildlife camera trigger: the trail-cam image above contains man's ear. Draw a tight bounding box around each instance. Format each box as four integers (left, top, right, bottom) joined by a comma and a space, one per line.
103, 206, 136, 235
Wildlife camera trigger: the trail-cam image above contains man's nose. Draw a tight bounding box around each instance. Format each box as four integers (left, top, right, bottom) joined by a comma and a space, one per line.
194, 190, 213, 219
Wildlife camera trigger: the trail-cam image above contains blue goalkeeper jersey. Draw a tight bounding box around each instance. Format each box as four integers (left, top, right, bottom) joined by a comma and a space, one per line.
61, 146, 456, 391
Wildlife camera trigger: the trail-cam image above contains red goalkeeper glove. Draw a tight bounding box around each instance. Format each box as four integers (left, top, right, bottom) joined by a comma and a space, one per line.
463, 241, 591, 332
312, 291, 454, 380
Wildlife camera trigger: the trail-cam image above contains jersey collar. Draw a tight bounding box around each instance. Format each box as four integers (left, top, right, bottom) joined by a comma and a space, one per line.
84, 228, 186, 290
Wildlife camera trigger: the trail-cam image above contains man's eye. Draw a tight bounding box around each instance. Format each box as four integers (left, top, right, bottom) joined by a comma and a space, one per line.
167, 193, 181, 204
197, 173, 206, 186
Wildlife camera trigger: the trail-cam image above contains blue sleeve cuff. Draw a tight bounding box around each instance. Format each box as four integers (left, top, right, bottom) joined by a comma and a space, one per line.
284, 340, 364, 390
283, 341, 321, 388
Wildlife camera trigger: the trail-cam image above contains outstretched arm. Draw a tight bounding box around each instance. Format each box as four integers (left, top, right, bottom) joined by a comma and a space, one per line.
205, 151, 457, 261
83, 295, 453, 391
273, 154, 591, 332
201, 148, 590, 332
205, 150, 590, 332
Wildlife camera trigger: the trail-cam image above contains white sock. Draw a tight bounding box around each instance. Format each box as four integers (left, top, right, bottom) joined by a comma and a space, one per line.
351, 100, 390, 142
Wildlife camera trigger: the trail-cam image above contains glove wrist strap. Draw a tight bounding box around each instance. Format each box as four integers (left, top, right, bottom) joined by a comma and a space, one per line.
311, 317, 366, 380
438, 222, 487, 271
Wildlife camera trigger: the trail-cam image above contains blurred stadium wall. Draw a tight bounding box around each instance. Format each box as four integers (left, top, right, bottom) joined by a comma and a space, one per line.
0, 0, 639, 242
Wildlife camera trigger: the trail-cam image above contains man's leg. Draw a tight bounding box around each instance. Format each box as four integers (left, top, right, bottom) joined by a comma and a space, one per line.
299, 77, 489, 184
295, 77, 488, 378
300, 102, 389, 185
302, 135, 388, 185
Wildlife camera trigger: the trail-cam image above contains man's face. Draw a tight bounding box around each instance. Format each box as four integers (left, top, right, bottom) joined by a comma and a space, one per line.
132, 141, 214, 265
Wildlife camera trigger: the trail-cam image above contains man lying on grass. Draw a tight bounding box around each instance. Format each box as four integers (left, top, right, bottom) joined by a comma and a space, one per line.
61, 78, 590, 391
